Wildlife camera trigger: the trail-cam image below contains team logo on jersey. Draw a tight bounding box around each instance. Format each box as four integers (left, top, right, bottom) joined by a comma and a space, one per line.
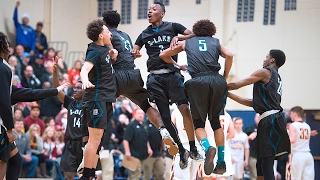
105, 55, 110, 63
93, 109, 99, 116
147, 35, 171, 46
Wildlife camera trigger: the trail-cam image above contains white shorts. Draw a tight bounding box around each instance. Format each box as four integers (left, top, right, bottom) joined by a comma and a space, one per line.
290, 152, 314, 180
170, 154, 203, 180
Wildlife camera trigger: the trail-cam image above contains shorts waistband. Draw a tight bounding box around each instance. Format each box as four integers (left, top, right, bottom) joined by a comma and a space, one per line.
260, 110, 280, 119
113, 66, 135, 70
150, 68, 173, 74
191, 71, 219, 78
65, 136, 82, 141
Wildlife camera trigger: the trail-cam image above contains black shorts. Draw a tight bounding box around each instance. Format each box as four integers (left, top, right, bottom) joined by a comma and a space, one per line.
146, 72, 187, 105
185, 73, 227, 122
256, 112, 290, 159
60, 139, 83, 172
82, 101, 113, 130
115, 69, 149, 107
0, 125, 16, 163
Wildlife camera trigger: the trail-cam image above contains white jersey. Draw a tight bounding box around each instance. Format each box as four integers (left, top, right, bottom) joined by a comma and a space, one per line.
291, 121, 311, 153
228, 131, 249, 163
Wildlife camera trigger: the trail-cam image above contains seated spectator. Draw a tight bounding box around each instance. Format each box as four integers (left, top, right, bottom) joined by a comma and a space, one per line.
115, 114, 130, 145
21, 65, 41, 89
59, 73, 74, 97
43, 116, 56, 127
43, 47, 55, 64
24, 102, 45, 134
8, 55, 22, 78
14, 119, 39, 178
42, 126, 63, 179
12, 74, 23, 88
68, 60, 81, 87
113, 99, 133, 124
27, 123, 50, 178
35, 21, 48, 55
54, 124, 65, 159
55, 108, 68, 130
39, 61, 54, 86
15, 44, 25, 63
32, 53, 46, 79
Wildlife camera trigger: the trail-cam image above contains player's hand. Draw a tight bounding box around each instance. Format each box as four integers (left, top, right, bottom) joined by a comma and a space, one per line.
29, 50, 34, 56
311, 130, 318, 136
131, 49, 142, 59
6, 129, 18, 143
57, 82, 69, 92
52, 56, 59, 72
179, 64, 188, 71
15, 1, 20, 7
82, 80, 95, 89
125, 152, 131, 160
170, 36, 179, 50
148, 148, 153, 157
109, 49, 118, 60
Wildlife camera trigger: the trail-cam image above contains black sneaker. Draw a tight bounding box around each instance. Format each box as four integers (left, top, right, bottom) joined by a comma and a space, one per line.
204, 146, 216, 175
189, 148, 203, 161
179, 150, 189, 170
213, 161, 226, 175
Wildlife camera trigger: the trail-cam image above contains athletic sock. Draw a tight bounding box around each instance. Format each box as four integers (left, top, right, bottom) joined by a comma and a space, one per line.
217, 146, 225, 163
178, 143, 185, 154
200, 138, 210, 153
189, 140, 196, 151
83, 167, 92, 178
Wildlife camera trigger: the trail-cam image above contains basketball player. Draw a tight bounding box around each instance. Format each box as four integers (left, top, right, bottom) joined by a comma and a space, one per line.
101, 10, 175, 152
132, 2, 202, 169
288, 106, 314, 179
227, 49, 290, 180
52, 56, 87, 180
159, 19, 233, 175
79, 19, 118, 180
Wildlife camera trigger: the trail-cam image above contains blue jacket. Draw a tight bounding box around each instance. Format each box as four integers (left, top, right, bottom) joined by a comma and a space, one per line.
13, 8, 36, 51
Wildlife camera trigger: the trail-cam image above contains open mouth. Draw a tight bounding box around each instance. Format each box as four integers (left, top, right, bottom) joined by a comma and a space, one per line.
147, 14, 152, 19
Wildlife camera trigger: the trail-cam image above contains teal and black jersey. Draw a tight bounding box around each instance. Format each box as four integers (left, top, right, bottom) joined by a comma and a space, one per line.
253, 67, 283, 114
135, 21, 186, 71
83, 43, 116, 102
110, 28, 135, 68
185, 36, 221, 77
64, 96, 83, 140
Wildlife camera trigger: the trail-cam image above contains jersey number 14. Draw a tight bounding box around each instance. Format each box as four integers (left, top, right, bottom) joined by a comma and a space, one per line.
73, 117, 81, 128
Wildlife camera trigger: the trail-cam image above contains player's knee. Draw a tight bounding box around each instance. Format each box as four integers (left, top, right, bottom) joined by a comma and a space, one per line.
176, 99, 188, 107
140, 100, 152, 113
193, 119, 205, 129
210, 116, 221, 131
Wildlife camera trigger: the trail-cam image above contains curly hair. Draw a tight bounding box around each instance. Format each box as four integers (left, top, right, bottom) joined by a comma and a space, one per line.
102, 10, 121, 28
192, 19, 216, 37
0, 32, 9, 54
269, 49, 286, 68
86, 19, 105, 42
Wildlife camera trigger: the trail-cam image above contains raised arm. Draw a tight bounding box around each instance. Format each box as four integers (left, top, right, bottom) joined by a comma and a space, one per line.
13, 1, 20, 27
220, 45, 233, 79
53, 56, 65, 103
289, 124, 297, 144
227, 92, 253, 107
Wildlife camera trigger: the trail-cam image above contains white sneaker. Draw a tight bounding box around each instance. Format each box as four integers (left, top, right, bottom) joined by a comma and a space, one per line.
160, 128, 178, 156
77, 147, 85, 174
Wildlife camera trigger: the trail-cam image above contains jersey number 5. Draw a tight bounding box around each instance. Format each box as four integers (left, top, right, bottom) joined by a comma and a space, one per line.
299, 128, 309, 139
198, 40, 207, 51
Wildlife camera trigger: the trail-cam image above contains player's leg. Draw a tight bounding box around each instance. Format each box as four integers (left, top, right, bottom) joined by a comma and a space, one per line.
6, 147, 21, 180
257, 156, 275, 180
303, 152, 314, 180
